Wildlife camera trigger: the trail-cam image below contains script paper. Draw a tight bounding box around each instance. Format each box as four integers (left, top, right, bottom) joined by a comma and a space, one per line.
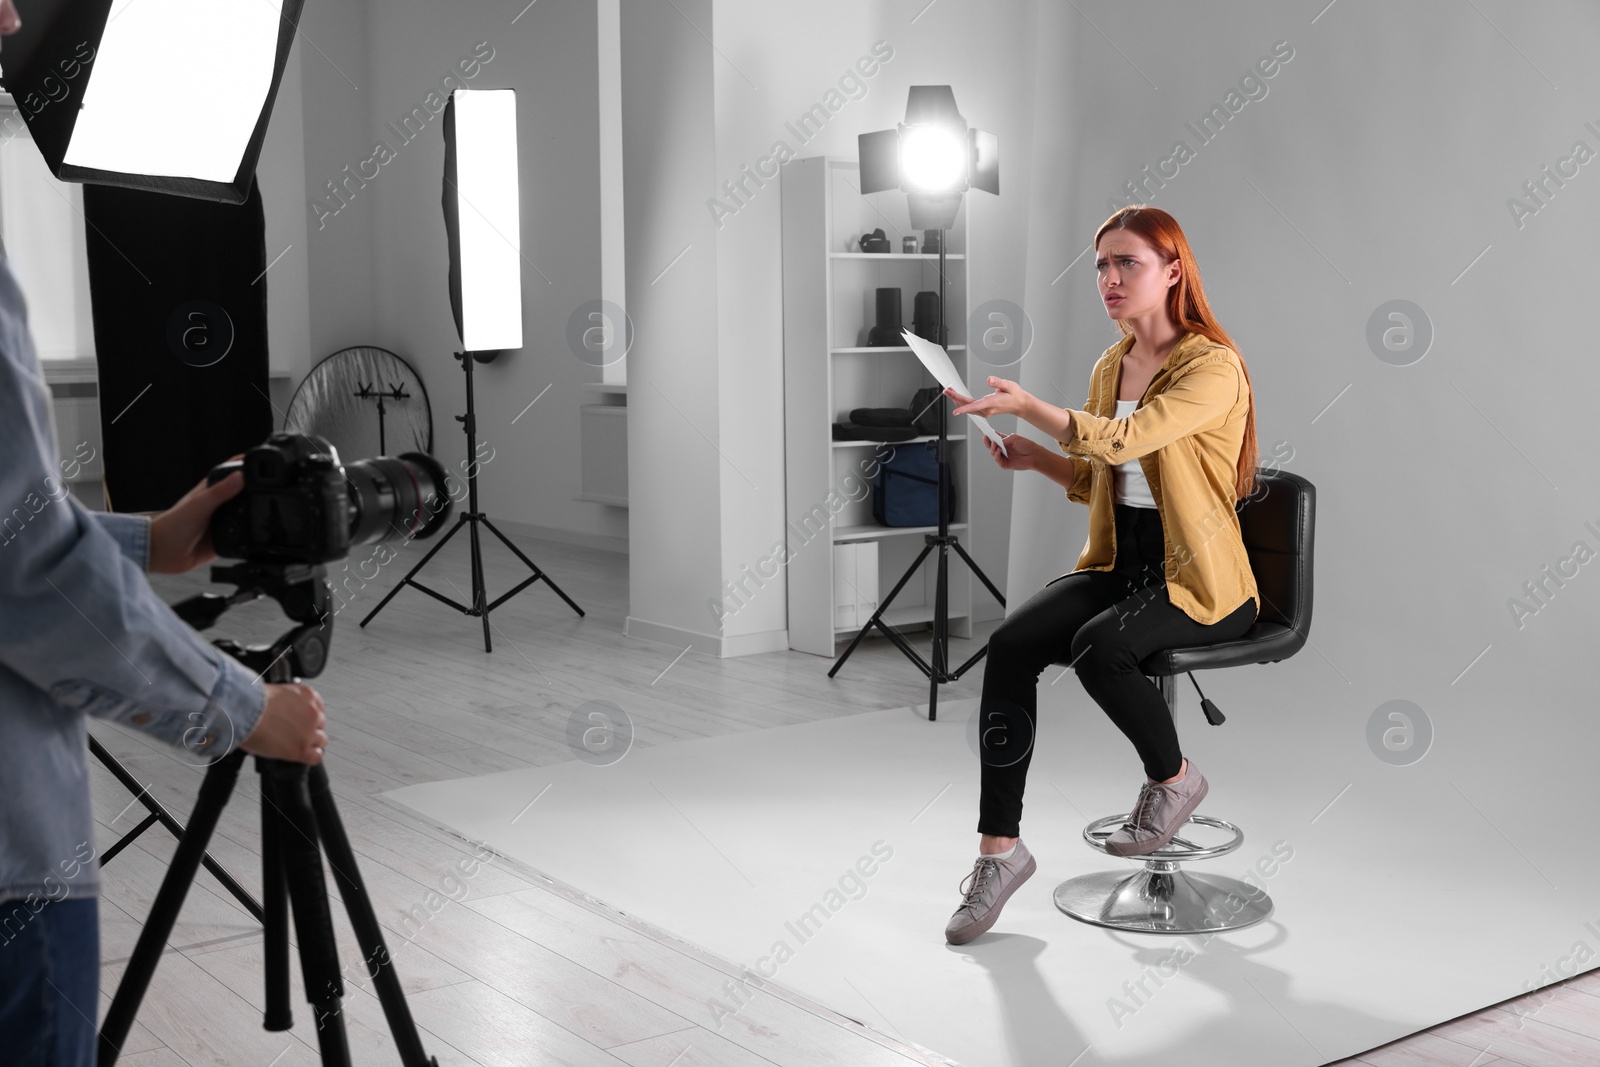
901, 330, 1009, 457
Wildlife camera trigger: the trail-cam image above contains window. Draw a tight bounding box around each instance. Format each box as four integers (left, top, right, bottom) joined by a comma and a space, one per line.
0, 95, 97, 363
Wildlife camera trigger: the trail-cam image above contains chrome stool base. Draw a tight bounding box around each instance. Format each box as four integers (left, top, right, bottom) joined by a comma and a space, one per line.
1054, 813, 1273, 934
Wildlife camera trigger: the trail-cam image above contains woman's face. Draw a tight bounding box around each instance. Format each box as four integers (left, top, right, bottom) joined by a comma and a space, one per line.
1095, 231, 1178, 323
0, 0, 19, 41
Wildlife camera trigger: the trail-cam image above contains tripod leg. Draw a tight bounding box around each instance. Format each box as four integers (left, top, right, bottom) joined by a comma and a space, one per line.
307, 764, 439, 1067
360, 514, 470, 627
89, 736, 263, 921
949, 538, 1007, 608
259, 763, 293, 1031
930, 541, 950, 720
467, 514, 492, 652
478, 515, 586, 617
263, 759, 353, 1067
99, 750, 247, 1065
830, 540, 936, 677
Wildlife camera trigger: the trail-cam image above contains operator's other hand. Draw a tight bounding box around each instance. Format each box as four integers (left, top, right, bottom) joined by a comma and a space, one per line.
946, 377, 1029, 419
242, 683, 327, 765
149, 454, 244, 574
985, 432, 1042, 472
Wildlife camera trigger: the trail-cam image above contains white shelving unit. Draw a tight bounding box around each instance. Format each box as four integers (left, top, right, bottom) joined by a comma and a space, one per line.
780, 155, 976, 657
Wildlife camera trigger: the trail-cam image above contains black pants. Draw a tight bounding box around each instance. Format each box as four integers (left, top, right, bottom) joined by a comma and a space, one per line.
976, 502, 1257, 838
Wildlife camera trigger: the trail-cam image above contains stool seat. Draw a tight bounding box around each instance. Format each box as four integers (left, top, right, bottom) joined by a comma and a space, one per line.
1049, 469, 1315, 935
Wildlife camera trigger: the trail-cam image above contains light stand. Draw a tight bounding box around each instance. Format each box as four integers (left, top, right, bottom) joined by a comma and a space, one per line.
831, 86, 1002, 721
359, 350, 583, 652
360, 88, 584, 652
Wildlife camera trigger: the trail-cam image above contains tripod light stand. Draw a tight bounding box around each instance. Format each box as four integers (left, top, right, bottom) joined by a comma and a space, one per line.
830, 86, 1001, 721
359, 88, 583, 652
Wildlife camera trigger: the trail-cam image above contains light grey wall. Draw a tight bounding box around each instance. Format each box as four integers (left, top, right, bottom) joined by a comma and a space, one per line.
619, 0, 725, 649
321, 0, 618, 553
297, 0, 375, 364
257, 43, 311, 392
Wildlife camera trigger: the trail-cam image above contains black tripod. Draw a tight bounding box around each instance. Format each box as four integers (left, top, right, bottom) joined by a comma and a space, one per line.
828, 227, 1006, 721
98, 561, 439, 1067
359, 350, 583, 652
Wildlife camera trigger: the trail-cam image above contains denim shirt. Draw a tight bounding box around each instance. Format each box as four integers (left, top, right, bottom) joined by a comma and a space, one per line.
0, 253, 266, 907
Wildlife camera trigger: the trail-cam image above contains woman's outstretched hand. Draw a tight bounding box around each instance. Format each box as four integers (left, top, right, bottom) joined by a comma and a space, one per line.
983, 431, 1043, 472
945, 377, 1031, 419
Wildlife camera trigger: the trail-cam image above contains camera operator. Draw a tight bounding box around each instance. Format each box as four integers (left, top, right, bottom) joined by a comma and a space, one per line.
0, 7, 327, 1056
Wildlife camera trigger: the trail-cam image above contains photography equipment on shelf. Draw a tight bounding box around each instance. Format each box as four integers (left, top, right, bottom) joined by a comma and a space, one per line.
912, 290, 947, 345
867, 286, 904, 346
359, 88, 584, 653
857, 226, 892, 252
830, 382, 947, 443
902, 235, 919, 253
873, 441, 957, 527
832, 422, 918, 442
841, 85, 1002, 720
98, 559, 440, 1067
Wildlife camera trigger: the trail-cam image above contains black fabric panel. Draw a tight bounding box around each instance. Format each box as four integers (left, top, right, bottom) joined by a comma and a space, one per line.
82, 176, 272, 513
441, 94, 464, 346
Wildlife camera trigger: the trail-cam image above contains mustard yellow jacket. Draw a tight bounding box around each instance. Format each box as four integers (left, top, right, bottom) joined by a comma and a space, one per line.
1056, 330, 1259, 626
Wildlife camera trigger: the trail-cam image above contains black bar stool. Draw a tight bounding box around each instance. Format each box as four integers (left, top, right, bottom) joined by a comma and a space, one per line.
1051, 468, 1316, 934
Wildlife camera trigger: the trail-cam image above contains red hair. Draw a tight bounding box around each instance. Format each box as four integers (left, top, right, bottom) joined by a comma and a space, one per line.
1095, 205, 1258, 500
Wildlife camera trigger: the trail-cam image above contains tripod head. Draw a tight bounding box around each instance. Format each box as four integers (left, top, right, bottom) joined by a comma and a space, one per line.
169, 559, 333, 683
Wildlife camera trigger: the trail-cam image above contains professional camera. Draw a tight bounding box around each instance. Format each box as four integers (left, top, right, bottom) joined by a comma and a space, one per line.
206, 433, 452, 564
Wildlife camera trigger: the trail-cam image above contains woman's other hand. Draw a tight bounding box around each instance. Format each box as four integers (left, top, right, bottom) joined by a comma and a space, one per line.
984, 432, 1042, 472
945, 377, 1031, 418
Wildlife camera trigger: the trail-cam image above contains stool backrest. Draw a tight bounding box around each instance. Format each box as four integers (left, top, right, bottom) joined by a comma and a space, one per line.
1236, 467, 1315, 642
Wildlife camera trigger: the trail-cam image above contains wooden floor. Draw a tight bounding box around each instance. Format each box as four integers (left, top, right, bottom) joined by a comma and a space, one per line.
83, 525, 1600, 1066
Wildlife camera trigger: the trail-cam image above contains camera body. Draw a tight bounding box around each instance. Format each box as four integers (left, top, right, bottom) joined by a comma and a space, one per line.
208, 433, 450, 565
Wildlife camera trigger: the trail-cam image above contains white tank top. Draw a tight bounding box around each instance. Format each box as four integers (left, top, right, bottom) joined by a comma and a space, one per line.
1112, 398, 1158, 508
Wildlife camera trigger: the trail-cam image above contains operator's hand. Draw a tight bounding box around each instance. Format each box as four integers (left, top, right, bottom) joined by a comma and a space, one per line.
984, 432, 1043, 472
242, 682, 327, 765
149, 453, 244, 574
945, 377, 1031, 419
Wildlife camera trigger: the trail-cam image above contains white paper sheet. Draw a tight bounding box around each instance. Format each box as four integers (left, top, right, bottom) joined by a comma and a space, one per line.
901, 330, 1009, 457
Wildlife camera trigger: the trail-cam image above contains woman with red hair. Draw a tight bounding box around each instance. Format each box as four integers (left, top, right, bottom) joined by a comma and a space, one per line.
942, 206, 1262, 945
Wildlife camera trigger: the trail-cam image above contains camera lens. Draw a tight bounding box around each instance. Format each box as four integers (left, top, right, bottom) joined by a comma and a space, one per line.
343, 452, 453, 547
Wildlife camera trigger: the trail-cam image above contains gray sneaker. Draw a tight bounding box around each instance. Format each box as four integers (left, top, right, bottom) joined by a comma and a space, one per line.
945, 838, 1036, 945
1104, 758, 1208, 857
